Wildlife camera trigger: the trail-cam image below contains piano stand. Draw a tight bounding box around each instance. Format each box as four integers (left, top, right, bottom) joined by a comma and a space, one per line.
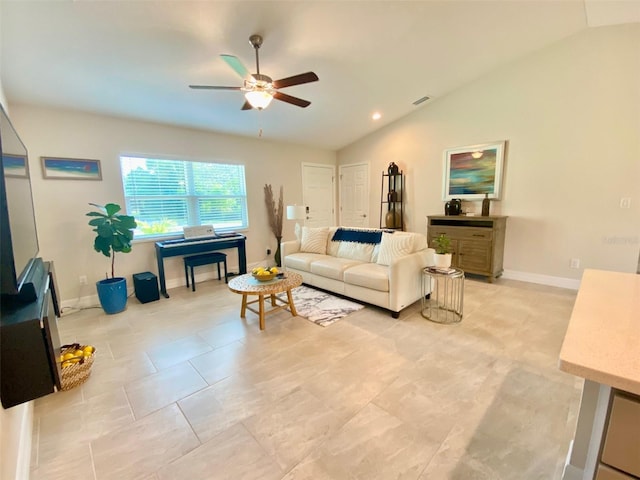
155, 234, 247, 298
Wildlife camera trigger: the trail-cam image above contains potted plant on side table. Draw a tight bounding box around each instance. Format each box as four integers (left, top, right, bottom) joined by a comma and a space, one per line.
432, 233, 453, 269
87, 203, 137, 314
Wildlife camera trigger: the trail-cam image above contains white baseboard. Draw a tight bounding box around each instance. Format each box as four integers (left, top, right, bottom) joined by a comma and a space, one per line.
562, 463, 583, 480
1, 401, 33, 480
60, 266, 578, 313
502, 269, 581, 290
561, 440, 584, 480
59, 263, 252, 314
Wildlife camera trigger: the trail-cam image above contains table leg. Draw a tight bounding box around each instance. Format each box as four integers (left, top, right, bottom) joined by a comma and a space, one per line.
156, 245, 169, 298
240, 294, 247, 318
258, 294, 265, 330
286, 289, 298, 317
238, 240, 247, 274
270, 293, 277, 306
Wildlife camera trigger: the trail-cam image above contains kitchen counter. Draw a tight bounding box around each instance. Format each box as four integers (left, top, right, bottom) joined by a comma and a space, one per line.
559, 269, 640, 480
559, 269, 640, 396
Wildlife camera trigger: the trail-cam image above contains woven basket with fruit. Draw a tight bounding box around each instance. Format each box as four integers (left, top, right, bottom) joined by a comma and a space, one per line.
59, 343, 96, 390
252, 266, 280, 282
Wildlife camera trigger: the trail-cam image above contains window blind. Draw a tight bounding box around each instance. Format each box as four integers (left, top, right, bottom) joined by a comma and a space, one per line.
120, 156, 248, 238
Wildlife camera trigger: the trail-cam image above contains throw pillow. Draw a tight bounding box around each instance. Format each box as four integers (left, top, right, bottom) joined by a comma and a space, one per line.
300, 227, 329, 254
377, 232, 413, 266
326, 227, 340, 256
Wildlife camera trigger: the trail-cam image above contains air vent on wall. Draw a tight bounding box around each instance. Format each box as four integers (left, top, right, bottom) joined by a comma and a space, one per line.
412, 96, 430, 106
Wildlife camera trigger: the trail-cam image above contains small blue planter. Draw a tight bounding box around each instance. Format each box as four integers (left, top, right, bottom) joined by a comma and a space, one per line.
96, 277, 128, 314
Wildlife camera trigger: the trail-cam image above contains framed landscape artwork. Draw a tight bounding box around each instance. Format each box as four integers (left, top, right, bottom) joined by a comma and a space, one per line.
443, 141, 506, 200
2, 154, 29, 178
41, 157, 102, 180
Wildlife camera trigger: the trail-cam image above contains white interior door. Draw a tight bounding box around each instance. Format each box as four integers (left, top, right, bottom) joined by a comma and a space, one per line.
302, 163, 335, 227
339, 163, 369, 227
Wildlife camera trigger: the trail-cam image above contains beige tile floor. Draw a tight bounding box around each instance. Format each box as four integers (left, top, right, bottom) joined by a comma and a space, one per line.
30, 276, 582, 480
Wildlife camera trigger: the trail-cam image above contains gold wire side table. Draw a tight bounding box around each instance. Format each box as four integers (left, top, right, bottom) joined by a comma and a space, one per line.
421, 267, 464, 324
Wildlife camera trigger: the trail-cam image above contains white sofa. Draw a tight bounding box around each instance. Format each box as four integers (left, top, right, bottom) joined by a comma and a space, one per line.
281, 226, 434, 318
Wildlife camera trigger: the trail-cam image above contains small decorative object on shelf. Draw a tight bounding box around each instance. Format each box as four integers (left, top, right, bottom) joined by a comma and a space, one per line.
387, 162, 399, 175
427, 266, 457, 275
432, 233, 453, 269
446, 198, 462, 216
482, 193, 491, 216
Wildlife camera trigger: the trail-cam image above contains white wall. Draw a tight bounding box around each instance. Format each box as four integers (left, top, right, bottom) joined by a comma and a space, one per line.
338, 24, 640, 286
1, 8, 34, 475
9, 105, 335, 304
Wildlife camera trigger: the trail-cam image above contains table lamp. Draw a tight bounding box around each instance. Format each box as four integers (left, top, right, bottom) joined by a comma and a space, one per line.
286, 205, 306, 238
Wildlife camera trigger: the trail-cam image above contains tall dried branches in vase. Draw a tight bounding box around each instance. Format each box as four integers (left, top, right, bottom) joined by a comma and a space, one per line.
264, 184, 284, 266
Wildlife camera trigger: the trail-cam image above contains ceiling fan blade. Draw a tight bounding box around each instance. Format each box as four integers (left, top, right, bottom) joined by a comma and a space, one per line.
273, 91, 311, 108
189, 85, 242, 90
220, 54, 252, 79
241, 101, 253, 110
272, 72, 319, 89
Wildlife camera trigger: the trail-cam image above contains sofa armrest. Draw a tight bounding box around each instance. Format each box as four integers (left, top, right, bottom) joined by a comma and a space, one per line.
388, 248, 435, 311
281, 239, 301, 260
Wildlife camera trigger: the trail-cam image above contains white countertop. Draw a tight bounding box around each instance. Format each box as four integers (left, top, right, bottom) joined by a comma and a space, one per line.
559, 269, 640, 396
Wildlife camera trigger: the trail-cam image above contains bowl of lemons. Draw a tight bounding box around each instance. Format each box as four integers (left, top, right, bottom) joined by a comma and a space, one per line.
252, 266, 279, 282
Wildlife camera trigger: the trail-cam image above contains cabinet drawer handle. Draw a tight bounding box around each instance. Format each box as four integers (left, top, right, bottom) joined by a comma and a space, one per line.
472, 234, 485, 237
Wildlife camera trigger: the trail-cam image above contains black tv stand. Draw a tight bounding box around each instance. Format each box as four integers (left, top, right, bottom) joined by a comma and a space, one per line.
1, 259, 62, 408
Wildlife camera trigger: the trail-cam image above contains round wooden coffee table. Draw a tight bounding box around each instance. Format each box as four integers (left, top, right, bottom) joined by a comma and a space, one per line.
227, 272, 303, 330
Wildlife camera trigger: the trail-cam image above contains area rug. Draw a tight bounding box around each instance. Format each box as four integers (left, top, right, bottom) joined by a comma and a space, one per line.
281, 285, 364, 327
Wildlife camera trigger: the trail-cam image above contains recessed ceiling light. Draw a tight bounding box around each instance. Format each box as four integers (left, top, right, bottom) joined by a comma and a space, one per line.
372, 112, 382, 120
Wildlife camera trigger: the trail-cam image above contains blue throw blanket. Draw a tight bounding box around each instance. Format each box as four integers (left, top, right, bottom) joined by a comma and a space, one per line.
331, 228, 389, 245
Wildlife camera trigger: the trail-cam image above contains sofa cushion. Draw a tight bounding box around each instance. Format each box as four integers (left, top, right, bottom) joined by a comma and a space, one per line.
337, 241, 374, 262
300, 227, 329, 254
310, 257, 363, 280
284, 252, 328, 272
343, 263, 389, 292
377, 232, 413, 266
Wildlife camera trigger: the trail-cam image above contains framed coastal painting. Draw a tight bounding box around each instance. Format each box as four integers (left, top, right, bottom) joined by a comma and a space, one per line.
2, 154, 29, 178
443, 141, 506, 200
41, 157, 102, 180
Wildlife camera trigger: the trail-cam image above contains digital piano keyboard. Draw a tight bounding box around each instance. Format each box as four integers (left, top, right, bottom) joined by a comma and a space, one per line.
154, 233, 247, 298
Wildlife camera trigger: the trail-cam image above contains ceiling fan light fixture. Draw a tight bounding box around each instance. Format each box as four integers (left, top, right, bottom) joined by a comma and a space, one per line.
245, 90, 273, 110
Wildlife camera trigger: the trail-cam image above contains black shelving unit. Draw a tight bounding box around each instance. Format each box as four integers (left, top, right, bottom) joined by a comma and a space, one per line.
380, 170, 404, 230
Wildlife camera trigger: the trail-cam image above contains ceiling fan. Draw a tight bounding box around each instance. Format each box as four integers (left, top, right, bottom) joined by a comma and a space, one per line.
189, 34, 319, 110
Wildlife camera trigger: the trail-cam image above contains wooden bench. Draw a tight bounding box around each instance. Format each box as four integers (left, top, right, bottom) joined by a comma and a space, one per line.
184, 252, 227, 291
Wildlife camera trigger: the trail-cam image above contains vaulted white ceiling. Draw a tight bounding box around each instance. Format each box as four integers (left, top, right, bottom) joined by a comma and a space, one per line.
1, 1, 637, 150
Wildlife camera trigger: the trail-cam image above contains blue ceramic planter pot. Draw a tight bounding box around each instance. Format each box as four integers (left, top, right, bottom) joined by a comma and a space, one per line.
96, 277, 128, 314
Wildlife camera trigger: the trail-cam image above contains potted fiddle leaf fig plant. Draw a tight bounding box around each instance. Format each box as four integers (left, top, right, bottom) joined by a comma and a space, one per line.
87, 202, 137, 314
432, 233, 453, 269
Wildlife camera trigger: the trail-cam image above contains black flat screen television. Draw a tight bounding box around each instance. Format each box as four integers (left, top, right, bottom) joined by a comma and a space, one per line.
0, 104, 40, 302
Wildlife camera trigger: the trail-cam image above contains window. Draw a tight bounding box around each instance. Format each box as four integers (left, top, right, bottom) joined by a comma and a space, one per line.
120, 155, 248, 238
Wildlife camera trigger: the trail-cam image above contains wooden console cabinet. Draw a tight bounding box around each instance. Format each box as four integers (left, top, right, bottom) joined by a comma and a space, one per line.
427, 215, 507, 282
